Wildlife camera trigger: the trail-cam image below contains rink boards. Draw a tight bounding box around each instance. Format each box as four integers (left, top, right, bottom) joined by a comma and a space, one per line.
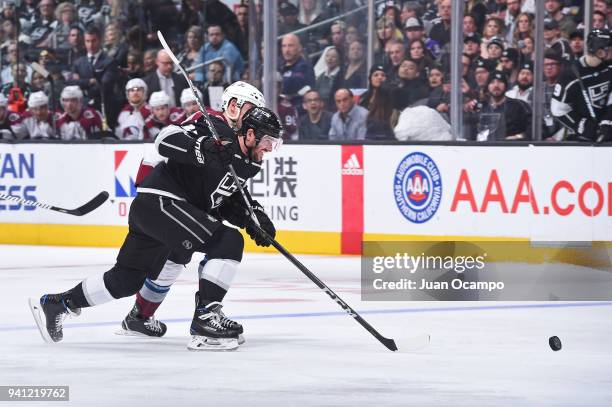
0, 143, 610, 254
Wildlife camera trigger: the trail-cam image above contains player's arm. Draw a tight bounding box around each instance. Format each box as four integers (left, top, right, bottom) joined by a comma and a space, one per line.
155, 124, 233, 167
551, 78, 597, 140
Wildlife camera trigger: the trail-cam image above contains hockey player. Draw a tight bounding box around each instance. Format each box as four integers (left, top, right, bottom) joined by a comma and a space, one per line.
180, 87, 205, 118
143, 91, 184, 139
56, 86, 104, 140
551, 29, 611, 142
13, 91, 57, 139
0, 93, 19, 139
115, 78, 150, 140
120, 82, 265, 342
32, 92, 282, 353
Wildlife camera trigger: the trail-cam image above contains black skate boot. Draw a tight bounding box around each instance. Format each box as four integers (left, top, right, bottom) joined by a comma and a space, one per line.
187, 302, 240, 351
28, 294, 81, 343
194, 292, 244, 344
118, 302, 167, 338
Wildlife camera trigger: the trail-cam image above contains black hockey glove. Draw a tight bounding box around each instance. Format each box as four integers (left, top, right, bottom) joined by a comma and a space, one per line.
597, 120, 612, 143
217, 193, 250, 228
196, 136, 234, 167
575, 118, 598, 141
245, 203, 275, 247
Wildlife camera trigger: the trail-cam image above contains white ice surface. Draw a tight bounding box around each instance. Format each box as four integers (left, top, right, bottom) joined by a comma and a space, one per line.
1, 245, 612, 407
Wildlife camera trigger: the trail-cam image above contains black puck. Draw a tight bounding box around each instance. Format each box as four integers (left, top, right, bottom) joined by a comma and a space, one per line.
549, 336, 562, 351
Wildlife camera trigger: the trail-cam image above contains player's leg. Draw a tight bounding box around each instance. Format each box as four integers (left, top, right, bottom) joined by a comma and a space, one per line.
187, 225, 245, 351
119, 257, 184, 337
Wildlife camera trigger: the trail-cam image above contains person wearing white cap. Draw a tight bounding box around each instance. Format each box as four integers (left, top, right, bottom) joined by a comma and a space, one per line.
56, 85, 104, 140
180, 87, 204, 117
115, 78, 150, 140
143, 91, 184, 139
12, 91, 56, 139
0, 93, 20, 139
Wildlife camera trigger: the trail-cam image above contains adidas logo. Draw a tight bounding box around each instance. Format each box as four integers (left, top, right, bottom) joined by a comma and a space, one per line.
342, 153, 364, 175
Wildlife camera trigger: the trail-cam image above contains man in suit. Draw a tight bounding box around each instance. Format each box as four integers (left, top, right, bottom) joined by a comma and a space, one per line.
67, 26, 120, 129
143, 50, 188, 108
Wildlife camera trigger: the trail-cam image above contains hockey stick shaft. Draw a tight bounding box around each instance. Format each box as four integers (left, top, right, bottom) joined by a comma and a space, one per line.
570, 64, 598, 120
0, 191, 109, 216
157, 31, 261, 227
157, 31, 396, 351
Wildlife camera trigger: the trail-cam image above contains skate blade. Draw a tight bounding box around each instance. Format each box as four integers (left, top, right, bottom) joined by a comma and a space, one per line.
395, 333, 431, 353
238, 334, 245, 345
28, 298, 53, 344
187, 335, 239, 351
114, 328, 165, 338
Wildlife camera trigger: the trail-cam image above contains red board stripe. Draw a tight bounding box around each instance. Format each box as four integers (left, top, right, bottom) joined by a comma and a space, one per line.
341, 145, 364, 255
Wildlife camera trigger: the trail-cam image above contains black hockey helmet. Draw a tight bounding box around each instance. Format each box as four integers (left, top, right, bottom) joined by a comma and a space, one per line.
240, 106, 283, 151
587, 28, 611, 55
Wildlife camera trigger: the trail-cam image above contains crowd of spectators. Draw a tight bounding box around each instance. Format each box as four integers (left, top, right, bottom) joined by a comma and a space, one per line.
0, 0, 609, 142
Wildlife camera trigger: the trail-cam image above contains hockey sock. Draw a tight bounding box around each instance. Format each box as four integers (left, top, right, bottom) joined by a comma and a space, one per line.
197, 258, 239, 305
136, 278, 171, 318
63, 283, 91, 309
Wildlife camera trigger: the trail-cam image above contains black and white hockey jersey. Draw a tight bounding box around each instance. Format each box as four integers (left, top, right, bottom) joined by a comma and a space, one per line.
551, 57, 611, 140
137, 114, 261, 213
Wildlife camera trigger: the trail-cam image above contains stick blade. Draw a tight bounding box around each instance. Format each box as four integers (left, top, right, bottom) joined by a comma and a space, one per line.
68, 191, 109, 216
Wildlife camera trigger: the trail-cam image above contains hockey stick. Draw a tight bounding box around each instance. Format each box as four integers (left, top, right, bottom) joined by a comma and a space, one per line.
158, 31, 428, 352
570, 64, 598, 121
0, 191, 109, 216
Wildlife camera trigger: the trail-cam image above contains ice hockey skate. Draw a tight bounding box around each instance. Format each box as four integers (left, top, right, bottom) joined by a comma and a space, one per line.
187, 302, 240, 351
117, 303, 167, 338
194, 292, 245, 345
28, 294, 81, 343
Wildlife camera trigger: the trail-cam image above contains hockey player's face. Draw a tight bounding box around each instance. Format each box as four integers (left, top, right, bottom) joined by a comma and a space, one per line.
31, 106, 49, 121
153, 105, 169, 122
127, 87, 145, 104
62, 98, 81, 115
183, 101, 199, 116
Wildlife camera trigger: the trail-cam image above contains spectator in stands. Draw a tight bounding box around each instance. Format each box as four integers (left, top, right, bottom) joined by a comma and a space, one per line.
343, 40, 367, 89
429, 0, 451, 47
30, 71, 47, 93
344, 25, 360, 48
505, 62, 533, 105
17, 0, 37, 34
195, 24, 244, 83
298, 89, 332, 140
144, 49, 188, 108
512, 12, 534, 47
544, 19, 572, 62
0, 93, 17, 139
103, 23, 128, 69
202, 60, 229, 108
179, 0, 240, 48
279, 2, 305, 39
2, 63, 32, 113
544, 0, 576, 37
487, 37, 505, 63
48, 2, 79, 51
180, 88, 203, 118
476, 71, 531, 141
143, 91, 183, 139
499, 48, 519, 86
314, 46, 343, 110
329, 88, 368, 140
464, 33, 482, 61
463, 14, 478, 36
298, 0, 326, 53
142, 49, 157, 76
28, 0, 58, 49
569, 30, 584, 59
400, 1, 421, 27
481, 17, 506, 59
68, 26, 119, 126
0, 41, 33, 85
427, 66, 450, 114
115, 78, 149, 140
408, 39, 434, 80
391, 59, 429, 111
280, 33, 315, 110
504, 0, 522, 44
329, 21, 347, 57
278, 91, 299, 140
518, 36, 534, 64
233, 3, 249, 60
124, 50, 143, 79
374, 17, 403, 66
592, 10, 607, 30
56, 85, 103, 140
384, 39, 405, 84
542, 49, 565, 140
465, 0, 488, 32
404, 16, 440, 59
473, 58, 494, 102
359, 65, 386, 111
13, 91, 56, 139
366, 85, 398, 140
176, 26, 204, 79
65, 27, 85, 69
